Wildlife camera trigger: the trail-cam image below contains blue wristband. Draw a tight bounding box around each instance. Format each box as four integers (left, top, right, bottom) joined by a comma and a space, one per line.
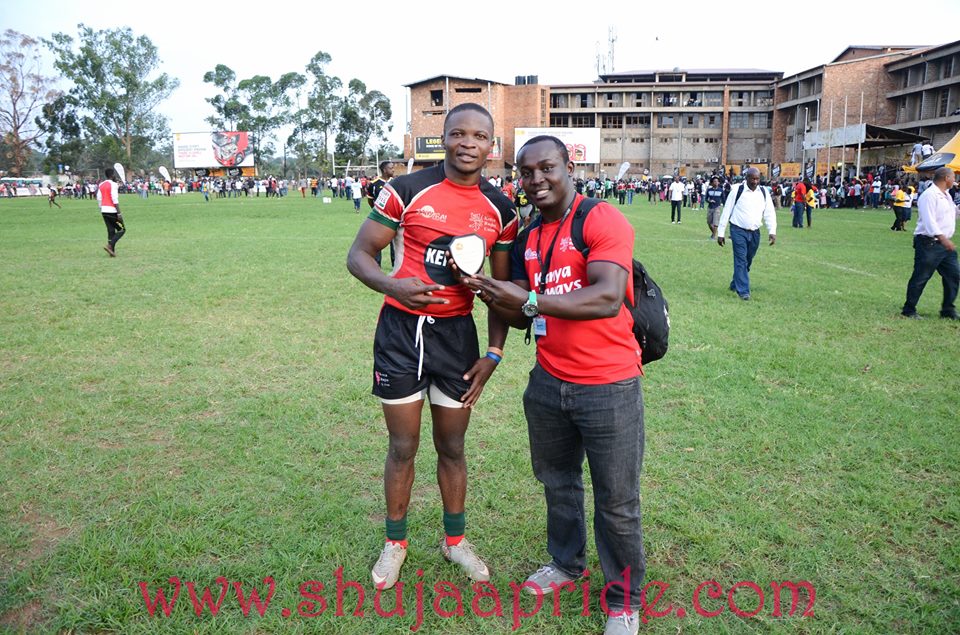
485, 352, 502, 364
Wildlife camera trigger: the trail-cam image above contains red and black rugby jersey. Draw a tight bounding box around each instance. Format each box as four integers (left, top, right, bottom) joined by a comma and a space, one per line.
370, 165, 518, 317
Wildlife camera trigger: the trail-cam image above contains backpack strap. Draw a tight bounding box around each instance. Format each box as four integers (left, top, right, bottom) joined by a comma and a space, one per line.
733, 182, 770, 208
569, 197, 603, 257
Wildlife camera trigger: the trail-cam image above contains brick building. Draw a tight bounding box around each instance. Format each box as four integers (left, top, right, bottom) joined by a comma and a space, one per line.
403, 75, 546, 174
403, 39, 960, 180
773, 46, 920, 177
885, 40, 960, 148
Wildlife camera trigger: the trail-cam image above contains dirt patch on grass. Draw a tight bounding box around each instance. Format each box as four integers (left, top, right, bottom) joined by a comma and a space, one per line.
0, 598, 43, 633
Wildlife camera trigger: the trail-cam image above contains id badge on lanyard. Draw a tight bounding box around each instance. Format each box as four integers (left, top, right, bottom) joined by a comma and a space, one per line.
532, 316, 547, 336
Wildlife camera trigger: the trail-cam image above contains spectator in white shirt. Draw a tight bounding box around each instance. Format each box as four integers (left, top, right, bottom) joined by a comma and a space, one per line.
716, 168, 777, 300
901, 167, 959, 320
668, 179, 685, 223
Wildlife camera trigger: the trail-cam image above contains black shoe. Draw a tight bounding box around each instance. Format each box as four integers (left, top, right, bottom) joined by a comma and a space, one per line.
901, 312, 921, 320
940, 313, 959, 321
739, 294, 750, 301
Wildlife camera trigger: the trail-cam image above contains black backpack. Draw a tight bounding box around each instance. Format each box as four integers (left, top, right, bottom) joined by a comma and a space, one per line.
569, 198, 670, 364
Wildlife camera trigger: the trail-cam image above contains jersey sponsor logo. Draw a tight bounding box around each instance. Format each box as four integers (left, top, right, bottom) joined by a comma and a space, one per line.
418, 205, 448, 223
559, 237, 576, 252
533, 265, 579, 288
524, 248, 538, 261
543, 279, 583, 295
469, 212, 484, 232
423, 236, 456, 285
375, 188, 391, 209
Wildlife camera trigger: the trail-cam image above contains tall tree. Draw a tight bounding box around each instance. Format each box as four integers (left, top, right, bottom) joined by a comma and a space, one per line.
45, 24, 179, 169
0, 29, 60, 176
202, 64, 248, 131
336, 79, 392, 167
301, 51, 342, 174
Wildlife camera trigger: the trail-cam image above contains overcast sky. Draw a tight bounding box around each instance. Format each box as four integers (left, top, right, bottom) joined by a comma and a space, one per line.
6, 0, 960, 149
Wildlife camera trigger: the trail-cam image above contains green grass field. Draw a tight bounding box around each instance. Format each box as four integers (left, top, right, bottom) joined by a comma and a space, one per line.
0, 190, 957, 634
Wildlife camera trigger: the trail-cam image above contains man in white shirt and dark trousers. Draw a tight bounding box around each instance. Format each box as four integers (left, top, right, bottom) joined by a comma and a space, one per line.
668, 178, 685, 223
901, 167, 959, 320
716, 168, 777, 301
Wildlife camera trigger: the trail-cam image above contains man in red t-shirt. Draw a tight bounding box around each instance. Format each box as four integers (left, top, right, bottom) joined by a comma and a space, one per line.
463, 136, 645, 635
792, 179, 807, 228
347, 103, 517, 591
97, 167, 125, 256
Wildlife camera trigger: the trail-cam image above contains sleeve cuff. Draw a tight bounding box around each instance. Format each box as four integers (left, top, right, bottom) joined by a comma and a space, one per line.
368, 212, 399, 231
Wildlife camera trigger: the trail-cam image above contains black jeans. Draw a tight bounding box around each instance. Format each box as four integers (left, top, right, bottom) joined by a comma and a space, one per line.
102, 213, 125, 248
903, 235, 959, 316
670, 200, 682, 222
523, 363, 645, 611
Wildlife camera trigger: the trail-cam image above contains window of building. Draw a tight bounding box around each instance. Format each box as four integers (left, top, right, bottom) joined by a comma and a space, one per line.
455, 87, 481, 93
729, 113, 750, 128
633, 92, 649, 107
685, 92, 702, 107
704, 92, 723, 107
579, 93, 594, 108
753, 113, 770, 128
938, 89, 950, 118
630, 137, 644, 143
704, 137, 718, 144
603, 137, 618, 143
657, 92, 679, 107
602, 115, 622, 128
943, 56, 955, 79
658, 114, 677, 128
626, 114, 651, 127
430, 90, 443, 107
660, 138, 672, 143
550, 113, 567, 127
571, 114, 594, 127
550, 93, 568, 108
731, 91, 748, 107
606, 92, 622, 107
685, 114, 698, 127
754, 91, 773, 107
704, 113, 721, 127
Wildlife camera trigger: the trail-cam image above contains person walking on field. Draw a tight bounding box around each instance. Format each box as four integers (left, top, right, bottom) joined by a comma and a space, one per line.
901, 167, 959, 320
717, 168, 777, 300
98, 167, 125, 257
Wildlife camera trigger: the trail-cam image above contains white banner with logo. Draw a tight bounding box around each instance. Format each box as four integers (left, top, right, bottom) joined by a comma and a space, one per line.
514, 127, 601, 164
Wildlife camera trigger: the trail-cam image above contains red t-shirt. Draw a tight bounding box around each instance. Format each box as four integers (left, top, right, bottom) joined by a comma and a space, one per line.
372, 165, 518, 317
98, 180, 115, 208
512, 195, 641, 384
793, 182, 806, 203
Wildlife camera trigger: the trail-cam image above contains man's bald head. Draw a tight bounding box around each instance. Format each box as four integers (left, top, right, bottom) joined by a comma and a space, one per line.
932, 166, 954, 183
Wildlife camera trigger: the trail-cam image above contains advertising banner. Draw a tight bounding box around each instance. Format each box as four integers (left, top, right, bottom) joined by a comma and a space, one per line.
802, 124, 866, 151
174, 132, 255, 169
514, 127, 601, 164
415, 136, 503, 161
779, 162, 802, 178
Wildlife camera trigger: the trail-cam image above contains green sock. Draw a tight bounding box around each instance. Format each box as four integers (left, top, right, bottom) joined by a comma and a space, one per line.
385, 515, 407, 541
443, 510, 465, 538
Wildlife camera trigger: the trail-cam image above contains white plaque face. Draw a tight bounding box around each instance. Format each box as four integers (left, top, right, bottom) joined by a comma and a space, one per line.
449, 234, 486, 275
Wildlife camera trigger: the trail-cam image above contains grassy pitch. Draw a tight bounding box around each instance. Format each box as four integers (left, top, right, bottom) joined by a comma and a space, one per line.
0, 191, 957, 634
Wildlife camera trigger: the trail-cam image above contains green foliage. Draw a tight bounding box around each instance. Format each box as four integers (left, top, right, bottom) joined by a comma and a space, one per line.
0, 195, 957, 633
43, 24, 179, 170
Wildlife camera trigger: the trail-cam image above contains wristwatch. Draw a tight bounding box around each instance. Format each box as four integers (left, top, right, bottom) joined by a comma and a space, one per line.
521, 290, 539, 318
